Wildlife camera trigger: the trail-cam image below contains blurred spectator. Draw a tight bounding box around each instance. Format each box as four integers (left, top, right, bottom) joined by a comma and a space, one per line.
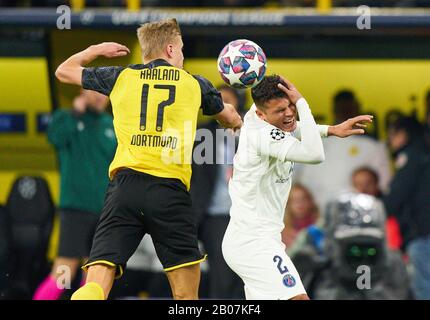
202, 0, 267, 6
351, 167, 382, 198
424, 89, 430, 147
425, 89, 430, 125
291, 193, 409, 299
32, 89, 117, 300
383, 115, 430, 300
3, 0, 430, 7
281, 184, 319, 250
190, 85, 244, 299
281, 0, 321, 7
157, 0, 266, 6
281, 0, 430, 7
338, 0, 430, 7
295, 89, 392, 212
351, 167, 402, 250
0, 206, 9, 296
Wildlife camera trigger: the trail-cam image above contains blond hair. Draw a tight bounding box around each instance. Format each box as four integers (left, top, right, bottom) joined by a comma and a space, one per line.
137, 18, 182, 60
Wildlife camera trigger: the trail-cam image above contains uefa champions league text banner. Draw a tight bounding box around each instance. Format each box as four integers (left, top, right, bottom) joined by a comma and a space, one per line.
1, 8, 430, 29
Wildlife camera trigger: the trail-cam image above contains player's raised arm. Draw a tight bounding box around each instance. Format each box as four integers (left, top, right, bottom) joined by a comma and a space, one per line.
194, 75, 243, 131
215, 103, 243, 132
293, 114, 373, 140
55, 42, 130, 86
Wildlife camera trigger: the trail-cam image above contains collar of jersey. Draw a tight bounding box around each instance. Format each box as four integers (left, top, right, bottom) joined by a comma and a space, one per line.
128, 59, 172, 70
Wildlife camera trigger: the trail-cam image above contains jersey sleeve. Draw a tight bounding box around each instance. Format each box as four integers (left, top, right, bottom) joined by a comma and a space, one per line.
82, 66, 125, 96
193, 75, 224, 116
292, 122, 329, 140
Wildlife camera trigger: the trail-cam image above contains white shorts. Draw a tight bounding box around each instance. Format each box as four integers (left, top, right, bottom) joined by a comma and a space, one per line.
222, 223, 307, 300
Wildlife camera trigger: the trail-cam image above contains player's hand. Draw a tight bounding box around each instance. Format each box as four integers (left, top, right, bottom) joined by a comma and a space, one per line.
277, 76, 303, 105
329, 115, 373, 138
216, 103, 243, 133
231, 117, 243, 133
218, 119, 242, 135
91, 42, 130, 58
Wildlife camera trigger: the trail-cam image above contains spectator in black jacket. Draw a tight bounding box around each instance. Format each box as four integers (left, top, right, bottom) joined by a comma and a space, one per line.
190, 85, 244, 299
384, 115, 430, 300
424, 90, 430, 147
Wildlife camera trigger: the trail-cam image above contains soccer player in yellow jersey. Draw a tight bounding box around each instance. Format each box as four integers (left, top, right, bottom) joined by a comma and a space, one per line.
55, 18, 242, 300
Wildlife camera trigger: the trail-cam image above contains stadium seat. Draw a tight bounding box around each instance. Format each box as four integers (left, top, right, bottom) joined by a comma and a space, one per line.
3, 176, 54, 299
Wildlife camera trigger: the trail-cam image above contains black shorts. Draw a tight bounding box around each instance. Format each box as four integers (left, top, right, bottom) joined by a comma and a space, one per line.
58, 209, 100, 258
83, 169, 205, 277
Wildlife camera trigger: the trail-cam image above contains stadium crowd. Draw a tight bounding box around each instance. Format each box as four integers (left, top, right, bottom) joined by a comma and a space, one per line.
1, 0, 430, 8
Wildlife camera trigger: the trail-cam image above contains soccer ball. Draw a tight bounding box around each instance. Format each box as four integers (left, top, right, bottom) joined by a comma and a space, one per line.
217, 39, 267, 89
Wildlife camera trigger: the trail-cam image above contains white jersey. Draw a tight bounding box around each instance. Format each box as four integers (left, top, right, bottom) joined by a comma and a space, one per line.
228, 98, 326, 236
229, 108, 294, 236
223, 97, 325, 299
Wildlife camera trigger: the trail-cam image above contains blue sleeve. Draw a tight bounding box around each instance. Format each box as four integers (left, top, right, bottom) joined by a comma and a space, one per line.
193, 75, 224, 116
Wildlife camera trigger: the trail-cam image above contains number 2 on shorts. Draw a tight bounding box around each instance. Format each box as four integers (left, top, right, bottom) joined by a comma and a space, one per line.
273, 255, 289, 274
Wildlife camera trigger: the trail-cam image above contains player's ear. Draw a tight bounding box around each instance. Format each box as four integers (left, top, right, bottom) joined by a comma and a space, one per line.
165, 44, 173, 58
255, 108, 266, 120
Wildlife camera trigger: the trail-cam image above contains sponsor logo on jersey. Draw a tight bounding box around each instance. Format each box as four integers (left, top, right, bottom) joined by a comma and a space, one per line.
130, 134, 178, 150
275, 177, 289, 184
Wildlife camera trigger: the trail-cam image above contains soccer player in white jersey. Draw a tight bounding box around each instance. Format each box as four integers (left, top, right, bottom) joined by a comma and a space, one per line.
222, 75, 373, 300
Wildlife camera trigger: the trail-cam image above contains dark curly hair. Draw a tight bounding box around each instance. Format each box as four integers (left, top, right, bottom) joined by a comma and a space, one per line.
251, 75, 288, 110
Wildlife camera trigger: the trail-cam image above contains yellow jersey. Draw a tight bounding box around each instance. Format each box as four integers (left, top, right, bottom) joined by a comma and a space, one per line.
82, 59, 224, 190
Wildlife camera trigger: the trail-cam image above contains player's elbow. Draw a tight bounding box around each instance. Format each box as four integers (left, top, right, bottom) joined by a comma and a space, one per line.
304, 148, 325, 164
55, 65, 68, 83
55, 64, 81, 85
309, 151, 325, 164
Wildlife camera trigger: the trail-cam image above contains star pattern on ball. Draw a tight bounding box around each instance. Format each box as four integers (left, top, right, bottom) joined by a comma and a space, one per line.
227, 42, 246, 60
226, 66, 246, 87
246, 49, 266, 77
